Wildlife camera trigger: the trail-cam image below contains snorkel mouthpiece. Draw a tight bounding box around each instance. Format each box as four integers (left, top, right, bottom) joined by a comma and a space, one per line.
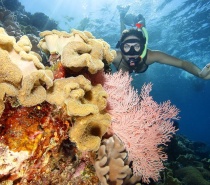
128, 57, 140, 67
127, 57, 140, 73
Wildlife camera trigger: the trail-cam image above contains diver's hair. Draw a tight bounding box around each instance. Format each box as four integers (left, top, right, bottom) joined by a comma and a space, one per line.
120, 28, 145, 43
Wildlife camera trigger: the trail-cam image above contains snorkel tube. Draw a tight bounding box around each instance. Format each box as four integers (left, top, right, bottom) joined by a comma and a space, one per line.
136, 23, 148, 59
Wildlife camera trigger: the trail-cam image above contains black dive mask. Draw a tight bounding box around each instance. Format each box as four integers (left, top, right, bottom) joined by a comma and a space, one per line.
120, 39, 142, 56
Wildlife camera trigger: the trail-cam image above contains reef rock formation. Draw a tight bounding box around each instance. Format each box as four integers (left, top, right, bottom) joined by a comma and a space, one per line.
0, 27, 115, 184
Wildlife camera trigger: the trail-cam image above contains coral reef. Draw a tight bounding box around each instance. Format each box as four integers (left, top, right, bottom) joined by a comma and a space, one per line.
30, 12, 58, 31
155, 134, 210, 185
0, 101, 70, 182
0, 26, 182, 185
0, 27, 114, 184
1, 1, 210, 185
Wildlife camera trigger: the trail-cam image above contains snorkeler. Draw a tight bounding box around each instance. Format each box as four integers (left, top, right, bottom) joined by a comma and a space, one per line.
112, 5, 210, 79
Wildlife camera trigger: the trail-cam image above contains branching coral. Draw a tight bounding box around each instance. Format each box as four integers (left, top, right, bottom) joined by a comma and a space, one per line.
95, 135, 142, 185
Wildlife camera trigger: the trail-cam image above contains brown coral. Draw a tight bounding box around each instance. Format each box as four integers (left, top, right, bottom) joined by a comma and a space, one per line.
46, 75, 108, 117
38, 29, 116, 74
69, 113, 111, 151
0, 27, 115, 184
18, 69, 53, 107
0, 27, 53, 111
61, 32, 116, 74
0, 83, 18, 116
94, 135, 142, 185
0, 48, 22, 85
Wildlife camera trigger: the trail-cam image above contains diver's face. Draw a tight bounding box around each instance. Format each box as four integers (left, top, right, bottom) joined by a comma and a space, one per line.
120, 36, 141, 60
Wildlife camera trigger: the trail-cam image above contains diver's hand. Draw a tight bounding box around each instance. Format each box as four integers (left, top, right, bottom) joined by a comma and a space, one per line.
117, 5, 130, 18
199, 63, 210, 79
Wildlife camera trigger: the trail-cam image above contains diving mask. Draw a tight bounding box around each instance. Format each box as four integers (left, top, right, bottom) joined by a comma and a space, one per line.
120, 39, 142, 56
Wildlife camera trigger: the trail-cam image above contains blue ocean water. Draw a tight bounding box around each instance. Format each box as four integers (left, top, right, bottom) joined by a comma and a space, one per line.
19, 0, 210, 145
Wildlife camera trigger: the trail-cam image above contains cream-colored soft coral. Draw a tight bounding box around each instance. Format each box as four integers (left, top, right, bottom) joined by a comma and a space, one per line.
46, 75, 108, 116
38, 29, 116, 74
38, 29, 87, 55
69, 113, 111, 151
0, 83, 18, 116
0, 28, 45, 79
18, 69, 53, 107
0, 27, 16, 51
61, 32, 116, 74
0, 48, 23, 85
0, 27, 53, 110
13, 35, 45, 70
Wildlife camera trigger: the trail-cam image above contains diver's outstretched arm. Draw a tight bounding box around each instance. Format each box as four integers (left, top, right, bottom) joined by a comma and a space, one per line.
147, 49, 210, 79
117, 5, 130, 33
120, 16, 126, 33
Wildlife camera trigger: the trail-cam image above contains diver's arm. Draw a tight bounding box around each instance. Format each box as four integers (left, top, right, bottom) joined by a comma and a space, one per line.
147, 49, 210, 79
120, 15, 126, 33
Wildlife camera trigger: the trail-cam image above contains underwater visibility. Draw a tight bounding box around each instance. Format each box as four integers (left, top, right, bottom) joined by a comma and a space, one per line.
0, 0, 210, 184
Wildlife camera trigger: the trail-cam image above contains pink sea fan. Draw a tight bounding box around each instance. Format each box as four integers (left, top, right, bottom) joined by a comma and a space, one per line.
97, 70, 179, 183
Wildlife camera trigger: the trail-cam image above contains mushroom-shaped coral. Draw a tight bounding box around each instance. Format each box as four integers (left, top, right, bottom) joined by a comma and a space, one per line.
0, 27, 16, 50
46, 75, 108, 117
0, 27, 53, 111
18, 69, 53, 107
38, 29, 86, 55
0, 83, 18, 116
38, 29, 116, 74
61, 32, 116, 74
0, 48, 22, 85
69, 113, 111, 151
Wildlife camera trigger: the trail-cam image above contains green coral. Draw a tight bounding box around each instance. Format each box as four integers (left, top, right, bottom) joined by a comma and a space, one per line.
175, 166, 210, 185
